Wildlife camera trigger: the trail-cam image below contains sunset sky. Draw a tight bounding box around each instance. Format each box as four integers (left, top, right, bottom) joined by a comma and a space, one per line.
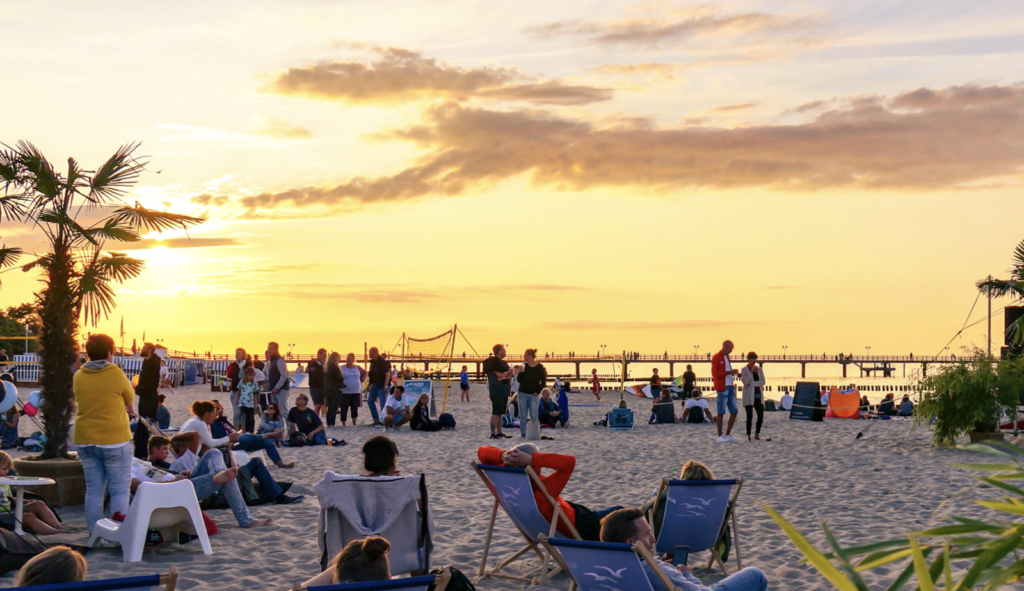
2, 0, 1024, 358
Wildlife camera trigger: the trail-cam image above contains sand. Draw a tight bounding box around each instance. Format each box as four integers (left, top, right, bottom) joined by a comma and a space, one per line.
0, 382, 1007, 590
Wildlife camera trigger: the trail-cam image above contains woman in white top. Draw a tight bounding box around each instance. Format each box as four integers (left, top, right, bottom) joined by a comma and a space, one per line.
339, 353, 366, 426
180, 400, 240, 452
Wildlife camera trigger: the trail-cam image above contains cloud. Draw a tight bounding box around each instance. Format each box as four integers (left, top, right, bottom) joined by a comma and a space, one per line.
525, 5, 826, 50
707, 102, 756, 113
207, 82, 1024, 213
266, 46, 611, 106
249, 118, 312, 139
116, 237, 244, 250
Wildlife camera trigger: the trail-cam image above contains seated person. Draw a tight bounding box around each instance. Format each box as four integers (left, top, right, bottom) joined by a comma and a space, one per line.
383, 386, 411, 429
364, 435, 399, 476
649, 390, 677, 424
478, 443, 621, 541
16, 545, 87, 586
600, 508, 767, 591
539, 388, 565, 428
258, 402, 286, 442
145, 436, 302, 505
505, 394, 521, 428
288, 393, 327, 445
410, 393, 440, 432
595, 399, 631, 426
681, 391, 713, 424
298, 536, 391, 588
0, 451, 70, 535
878, 393, 897, 416
1, 407, 20, 449
158, 360, 175, 395
640, 460, 715, 535
130, 444, 272, 528
156, 394, 171, 430
779, 392, 793, 411
186, 400, 296, 469
899, 395, 914, 416
860, 395, 871, 412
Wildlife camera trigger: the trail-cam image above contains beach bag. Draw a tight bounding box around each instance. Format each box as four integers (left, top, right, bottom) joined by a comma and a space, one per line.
438, 413, 456, 430
289, 432, 308, 448
765, 399, 777, 412
428, 566, 475, 591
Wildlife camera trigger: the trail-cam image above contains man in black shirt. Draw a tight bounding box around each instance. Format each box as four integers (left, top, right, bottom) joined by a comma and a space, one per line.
484, 344, 514, 439
134, 342, 162, 459
367, 347, 391, 426
682, 365, 696, 398
307, 348, 327, 418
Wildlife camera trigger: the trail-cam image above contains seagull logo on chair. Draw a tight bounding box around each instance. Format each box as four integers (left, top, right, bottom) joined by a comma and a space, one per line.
693, 497, 715, 506
594, 566, 627, 578
502, 485, 522, 497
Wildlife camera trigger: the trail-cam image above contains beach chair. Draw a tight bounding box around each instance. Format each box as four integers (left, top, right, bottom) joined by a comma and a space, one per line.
650, 478, 743, 574
16, 568, 178, 591
89, 480, 212, 562
473, 463, 581, 586
539, 535, 678, 591
292, 570, 451, 591
608, 407, 634, 430
313, 472, 434, 577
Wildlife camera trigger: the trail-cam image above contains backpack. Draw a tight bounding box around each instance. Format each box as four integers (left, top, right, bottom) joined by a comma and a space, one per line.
429, 566, 475, 591
288, 432, 308, 448
438, 413, 456, 430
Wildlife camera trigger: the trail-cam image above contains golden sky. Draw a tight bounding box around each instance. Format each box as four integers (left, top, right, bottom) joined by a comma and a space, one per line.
2, 0, 1024, 358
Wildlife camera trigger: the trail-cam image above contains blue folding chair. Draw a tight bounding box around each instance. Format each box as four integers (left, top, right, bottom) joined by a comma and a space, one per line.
651, 478, 743, 574
473, 463, 581, 585
17, 569, 177, 591
539, 536, 679, 591
299, 571, 450, 591
608, 407, 634, 430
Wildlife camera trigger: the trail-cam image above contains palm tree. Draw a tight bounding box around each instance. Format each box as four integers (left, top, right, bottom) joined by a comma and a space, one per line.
977, 239, 1024, 351
0, 141, 203, 459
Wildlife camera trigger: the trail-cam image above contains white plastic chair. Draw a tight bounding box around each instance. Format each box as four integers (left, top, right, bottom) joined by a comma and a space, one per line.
89, 479, 213, 562
232, 450, 249, 466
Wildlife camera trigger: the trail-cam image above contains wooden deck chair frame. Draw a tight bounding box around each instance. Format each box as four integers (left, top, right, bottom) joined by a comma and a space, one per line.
648, 477, 743, 575
290, 567, 451, 591
472, 462, 582, 586
538, 535, 680, 591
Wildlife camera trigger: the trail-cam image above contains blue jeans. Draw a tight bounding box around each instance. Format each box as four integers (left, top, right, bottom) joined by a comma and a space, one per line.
79, 442, 132, 533
520, 393, 540, 438
712, 567, 768, 591
717, 385, 739, 415
235, 434, 282, 465
367, 384, 387, 423
307, 431, 327, 446
191, 449, 253, 527
245, 458, 281, 500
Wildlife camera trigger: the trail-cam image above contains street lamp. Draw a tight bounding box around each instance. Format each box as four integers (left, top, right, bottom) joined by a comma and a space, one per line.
24, 323, 30, 355
782, 345, 788, 358
600, 344, 607, 358
865, 346, 871, 357
693, 345, 700, 357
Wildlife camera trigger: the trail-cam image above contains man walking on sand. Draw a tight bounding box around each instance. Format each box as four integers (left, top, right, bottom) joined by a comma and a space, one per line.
266, 342, 290, 414
367, 347, 391, 427
712, 340, 740, 442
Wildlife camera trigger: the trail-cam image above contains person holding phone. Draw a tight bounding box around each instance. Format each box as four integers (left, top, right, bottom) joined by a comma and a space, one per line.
740, 352, 766, 441
712, 340, 741, 442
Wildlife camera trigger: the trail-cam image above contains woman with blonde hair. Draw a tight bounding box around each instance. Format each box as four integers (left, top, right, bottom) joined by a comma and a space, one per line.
298, 536, 391, 587
641, 460, 716, 534
17, 545, 87, 586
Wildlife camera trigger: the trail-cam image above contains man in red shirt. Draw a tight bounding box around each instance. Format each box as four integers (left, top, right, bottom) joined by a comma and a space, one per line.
711, 340, 741, 442
478, 444, 620, 541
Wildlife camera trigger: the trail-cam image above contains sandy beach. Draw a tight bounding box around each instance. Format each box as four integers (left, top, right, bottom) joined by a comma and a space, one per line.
0, 382, 1007, 590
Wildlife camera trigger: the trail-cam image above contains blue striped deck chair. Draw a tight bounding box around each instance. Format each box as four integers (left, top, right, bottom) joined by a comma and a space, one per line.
17, 568, 177, 591
293, 569, 450, 591
650, 478, 743, 574
539, 536, 679, 591
473, 463, 582, 586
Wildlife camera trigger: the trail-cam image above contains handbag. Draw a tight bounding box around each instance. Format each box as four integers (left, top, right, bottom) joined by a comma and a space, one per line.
289, 432, 308, 448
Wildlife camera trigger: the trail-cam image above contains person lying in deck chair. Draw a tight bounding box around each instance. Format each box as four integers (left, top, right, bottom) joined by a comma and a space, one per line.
478, 443, 621, 541
296, 536, 392, 588
600, 508, 768, 591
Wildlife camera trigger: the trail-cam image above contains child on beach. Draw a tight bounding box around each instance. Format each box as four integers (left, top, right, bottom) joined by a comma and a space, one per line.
590, 368, 601, 401
0, 406, 19, 449
460, 365, 470, 403
238, 366, 260, 433
0, 451, 70, 535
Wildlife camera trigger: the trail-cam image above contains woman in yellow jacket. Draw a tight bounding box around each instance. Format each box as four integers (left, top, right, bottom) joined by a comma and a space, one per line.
73, 334, 136, 533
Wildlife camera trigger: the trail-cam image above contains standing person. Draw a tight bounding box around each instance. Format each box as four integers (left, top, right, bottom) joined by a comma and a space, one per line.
253, 354, 265, 372
133, 342, 161, 459
158, 359, 175, 395
712, 340, 740, 442
682, 364, 696, 398
324, 352, 345, 427
340, 353, 366, 426
226, 347, 250, 429
73, 334, 135, 533
237, 367, 260, 433
649, 368, 662, 399
308, 348, 327, 418
740, 352, 766, 441
590, 368, 602, 401
366, 347, 391, 427
517, 349, 547, 440
484, 344, 514, 440
266, 342, 290, 414
460, 365, 470, 403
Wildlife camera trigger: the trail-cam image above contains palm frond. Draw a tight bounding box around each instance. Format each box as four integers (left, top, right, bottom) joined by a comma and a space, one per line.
98, 252, 144, 282
976, 278, 1024, 300
82, 219, 141, 243
87, 143, 146, 203
0, 245, 22, 269
14, 141, 61, 200
1012, 240, 1024, 275
37, 209, 95, 245
0, 145, 24, 186
109, 202, 204, 233
0, 193, 28, 222
65, 157, 90, 198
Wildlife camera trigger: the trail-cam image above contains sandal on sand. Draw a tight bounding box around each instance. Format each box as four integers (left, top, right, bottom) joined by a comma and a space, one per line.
541, 436, 555, 441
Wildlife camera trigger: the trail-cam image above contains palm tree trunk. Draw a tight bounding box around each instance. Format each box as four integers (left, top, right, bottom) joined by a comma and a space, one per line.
38, 247, 77, 459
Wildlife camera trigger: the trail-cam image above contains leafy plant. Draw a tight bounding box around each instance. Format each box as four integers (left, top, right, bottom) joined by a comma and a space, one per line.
977, 240, 1024, 346
913, 350, 1022, 447
766, 441, 1024, 590
0, 141, 203, 459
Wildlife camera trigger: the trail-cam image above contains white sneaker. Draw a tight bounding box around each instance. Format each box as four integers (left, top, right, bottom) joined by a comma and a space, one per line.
717, 435, 729, 442
726, 435, 739, 442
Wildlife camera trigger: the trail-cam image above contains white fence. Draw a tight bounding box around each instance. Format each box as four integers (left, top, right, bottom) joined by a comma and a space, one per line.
3, 354, 213, 385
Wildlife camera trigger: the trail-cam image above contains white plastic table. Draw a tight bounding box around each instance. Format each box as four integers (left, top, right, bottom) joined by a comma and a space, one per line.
0, 476, 55, 534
